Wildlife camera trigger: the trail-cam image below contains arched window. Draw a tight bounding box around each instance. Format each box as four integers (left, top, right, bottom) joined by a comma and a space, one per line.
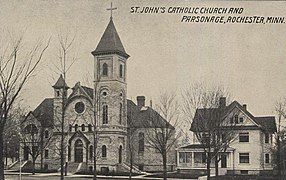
75, 124, 78, 131
102, 63, 108, 76
88, 124, 92, 132
119, 64, 123, 78
102, 105, 108, 124
24, 124, 38, 135
139, 132, 144, 152
102, 145, 107, 158
81, 124, 85, 131
89, 145, 93, 161
44, 130, 49, 138
119, 103, 123, 124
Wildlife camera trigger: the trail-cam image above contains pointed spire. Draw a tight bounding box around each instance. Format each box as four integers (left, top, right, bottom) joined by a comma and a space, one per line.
91, 18, 129, 59
52, 74, 69, 89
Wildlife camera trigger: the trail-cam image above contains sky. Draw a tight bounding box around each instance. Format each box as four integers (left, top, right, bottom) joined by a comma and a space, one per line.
1, 0, 286, 122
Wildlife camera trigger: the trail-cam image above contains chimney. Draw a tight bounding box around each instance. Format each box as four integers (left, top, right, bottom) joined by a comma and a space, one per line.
243, 104, 247, 110
137, 96, 145, 108
150, 100, 153, 108
219, 97, 226, 108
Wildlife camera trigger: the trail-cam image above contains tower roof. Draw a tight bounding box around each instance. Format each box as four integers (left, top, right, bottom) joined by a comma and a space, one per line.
91, 18, 129, 58
52, 74, 69, 89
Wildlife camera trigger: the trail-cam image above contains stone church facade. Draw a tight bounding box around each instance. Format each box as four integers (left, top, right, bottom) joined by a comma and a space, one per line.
19, 17, 176, 173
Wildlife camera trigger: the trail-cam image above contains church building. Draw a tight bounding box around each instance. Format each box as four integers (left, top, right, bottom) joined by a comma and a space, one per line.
18, 15, 176, 174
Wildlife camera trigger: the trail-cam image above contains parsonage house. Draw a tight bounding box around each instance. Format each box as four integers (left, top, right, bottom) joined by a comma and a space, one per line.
10, 17, 176, 174
177, 97, 277, 175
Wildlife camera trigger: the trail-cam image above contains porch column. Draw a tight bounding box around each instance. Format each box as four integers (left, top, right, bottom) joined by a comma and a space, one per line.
191, 152, 194, 167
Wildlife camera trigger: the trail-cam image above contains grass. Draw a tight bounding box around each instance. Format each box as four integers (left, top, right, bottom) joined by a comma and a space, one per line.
146, 171, 207, 179
210, 175, 280, 180
75, 170, 141, 176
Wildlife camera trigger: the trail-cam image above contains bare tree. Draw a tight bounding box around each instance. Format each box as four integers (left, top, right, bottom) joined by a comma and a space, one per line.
49, 32, 77, 179
21, 115, 52, 175
126, 105, 138, 180
0, 32, 50, 179
182, 83, 237, 179
274, 99, 286, 179
142, 92, 180, 180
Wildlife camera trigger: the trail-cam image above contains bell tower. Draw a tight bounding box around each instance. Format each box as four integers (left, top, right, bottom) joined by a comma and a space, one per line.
91, 12, 129, 169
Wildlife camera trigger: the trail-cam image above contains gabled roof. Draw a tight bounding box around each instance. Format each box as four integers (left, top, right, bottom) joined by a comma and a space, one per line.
91, 18, 129, 58
52, 75, 69, 89
67, 83, 93, 102
81, 86, 94, 99
32, 98, 54, 127
190, 100, 276, 133
127, 99, 175, 129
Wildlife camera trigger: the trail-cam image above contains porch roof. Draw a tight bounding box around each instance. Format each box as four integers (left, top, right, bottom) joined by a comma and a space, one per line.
178, 144, 235, 152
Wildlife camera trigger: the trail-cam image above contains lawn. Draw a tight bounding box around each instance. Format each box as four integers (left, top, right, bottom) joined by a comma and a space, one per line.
210, 175, 280, 180
146, 171, 206, 179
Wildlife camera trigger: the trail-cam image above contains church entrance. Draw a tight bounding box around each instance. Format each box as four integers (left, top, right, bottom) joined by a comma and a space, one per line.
118, 145, 122, 163
74, 139, 83, 163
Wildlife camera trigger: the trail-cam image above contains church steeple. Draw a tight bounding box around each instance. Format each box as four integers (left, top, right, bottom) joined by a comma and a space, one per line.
91, 18, 129, 59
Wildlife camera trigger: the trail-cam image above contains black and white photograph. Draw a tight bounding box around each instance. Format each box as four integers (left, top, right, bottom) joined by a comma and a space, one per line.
0, 1, 286, 180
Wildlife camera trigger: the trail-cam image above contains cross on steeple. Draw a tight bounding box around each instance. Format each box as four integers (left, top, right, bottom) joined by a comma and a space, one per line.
107, 2, 117, 19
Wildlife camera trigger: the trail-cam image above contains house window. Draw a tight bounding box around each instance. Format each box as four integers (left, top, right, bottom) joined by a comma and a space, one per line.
88, 124, 92, 132
81, 124, 85, 131
102, 63, 108, 76
239, 153, 249, 163
44, 130, 49, 138
265, 133, 270, 143
102, 105, 108, 124
69, 124, 72, 132
45, 149, 49, 158
179, 152, 191, 163
239, 117, 244, 123
44, 164, 48, 170
202, 153, 207, 163
75, 124, 78, 131
239, 132, 249, 142
265, 153, 270, 164
89, 145, 93, 161
102, 145, 107, 158
139, 132, 144, 153
119, 64, 123, 78
119, 103, 123, 124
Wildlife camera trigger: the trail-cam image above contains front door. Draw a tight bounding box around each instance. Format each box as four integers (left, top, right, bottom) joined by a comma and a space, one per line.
74, 139, 83, 163
221, 154, 227, 168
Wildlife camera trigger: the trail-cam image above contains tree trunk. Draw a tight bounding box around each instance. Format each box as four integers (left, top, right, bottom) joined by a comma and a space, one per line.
0, 131, 5, 180
32, 158, 36, 175
207, 152, 211, 180
162, 151, 167, 180
215, 155, 219, 177
277, 139, 281, 179
129, 152, 133, 180
93, 132, 97, 180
